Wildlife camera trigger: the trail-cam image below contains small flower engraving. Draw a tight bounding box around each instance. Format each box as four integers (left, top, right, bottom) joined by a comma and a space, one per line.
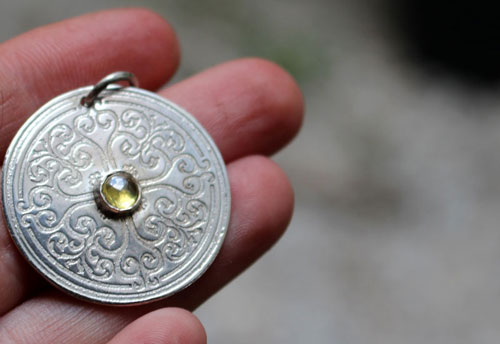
89, 172, 102, 186
122, 164, 138, 178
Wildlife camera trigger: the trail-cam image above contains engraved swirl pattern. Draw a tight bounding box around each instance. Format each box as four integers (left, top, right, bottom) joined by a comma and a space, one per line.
2, 88, 230, 303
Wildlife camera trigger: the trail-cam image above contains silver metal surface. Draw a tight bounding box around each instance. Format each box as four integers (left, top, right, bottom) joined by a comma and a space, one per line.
1, 83, 230, 305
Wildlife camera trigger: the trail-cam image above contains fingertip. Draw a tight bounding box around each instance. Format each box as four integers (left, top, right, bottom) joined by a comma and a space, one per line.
107, 307, 206, 344
166, 308, 207, 344
232, 57, 305, 151
161, 57, 304, 161
228, 155, 294, 252
262, 157, 295, 235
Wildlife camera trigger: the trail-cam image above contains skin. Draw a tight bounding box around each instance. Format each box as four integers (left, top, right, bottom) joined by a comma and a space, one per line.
0, 8, 303, 344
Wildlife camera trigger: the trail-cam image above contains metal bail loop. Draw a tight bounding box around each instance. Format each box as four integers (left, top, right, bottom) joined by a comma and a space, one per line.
81, 71, 138, 107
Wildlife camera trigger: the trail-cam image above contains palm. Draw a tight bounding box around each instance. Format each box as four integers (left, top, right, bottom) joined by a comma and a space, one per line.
0, 8, 302, 344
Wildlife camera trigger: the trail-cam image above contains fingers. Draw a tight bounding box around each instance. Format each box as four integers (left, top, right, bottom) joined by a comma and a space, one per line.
160, 57, 304, 162
0, 57, 303, 314
106, 308, 206, 344
0, 8, 180, 159
0, 156, 294, 344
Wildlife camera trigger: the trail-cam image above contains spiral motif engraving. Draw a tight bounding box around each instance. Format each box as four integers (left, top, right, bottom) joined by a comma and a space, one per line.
2, 86, 230, 304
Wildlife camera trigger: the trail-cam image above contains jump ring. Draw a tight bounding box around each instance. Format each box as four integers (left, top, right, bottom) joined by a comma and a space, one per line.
81, 71, 138, 107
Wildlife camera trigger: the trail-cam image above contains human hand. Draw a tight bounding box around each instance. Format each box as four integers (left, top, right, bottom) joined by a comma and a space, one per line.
0, 8, 303, 344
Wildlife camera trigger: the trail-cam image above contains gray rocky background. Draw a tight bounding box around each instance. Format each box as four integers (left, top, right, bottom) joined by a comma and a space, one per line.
2, 0, 500, 343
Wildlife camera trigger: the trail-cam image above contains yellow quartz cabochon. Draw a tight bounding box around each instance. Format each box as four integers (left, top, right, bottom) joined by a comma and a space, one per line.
101, 172, 140, 210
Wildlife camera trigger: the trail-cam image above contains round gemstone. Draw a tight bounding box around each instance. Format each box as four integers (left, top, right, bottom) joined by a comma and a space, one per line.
100, 171, 140, 213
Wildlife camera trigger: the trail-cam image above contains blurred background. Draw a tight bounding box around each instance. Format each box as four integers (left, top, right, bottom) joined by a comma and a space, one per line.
3, 0, 500, 343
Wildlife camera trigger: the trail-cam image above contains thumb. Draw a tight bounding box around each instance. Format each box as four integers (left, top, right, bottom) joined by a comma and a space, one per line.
106, 307, 206, 344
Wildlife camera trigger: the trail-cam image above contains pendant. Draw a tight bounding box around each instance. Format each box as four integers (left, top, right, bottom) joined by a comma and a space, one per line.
1, 72, 231, 305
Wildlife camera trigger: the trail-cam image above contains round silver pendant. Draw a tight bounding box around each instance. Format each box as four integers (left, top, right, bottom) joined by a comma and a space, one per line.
1, 73, 230, 305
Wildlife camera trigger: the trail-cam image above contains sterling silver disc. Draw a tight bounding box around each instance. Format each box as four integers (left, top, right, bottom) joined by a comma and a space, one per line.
1, 82, 230, 305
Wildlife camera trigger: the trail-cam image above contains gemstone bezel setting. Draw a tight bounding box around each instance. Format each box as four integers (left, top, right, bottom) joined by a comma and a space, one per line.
96, 171, 141, 216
